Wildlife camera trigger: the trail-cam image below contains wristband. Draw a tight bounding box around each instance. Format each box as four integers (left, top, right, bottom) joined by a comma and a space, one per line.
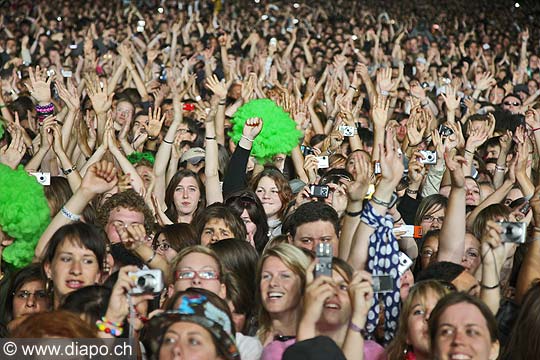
218, 100, 226, 106
205, 136, 216, 140
532, 128, 540, 133
345, 209, 363, 217
147, 135, 157, 141
371, 195, 391, 208
406, 188, 419, 195
61, 207, 81, 222
0, 104, 6, 109
480, 283, 500, 290
349, 321, 367, 336
146, 250, 157, 264
163, 139, 174, 144
495, 165, 506, 172
464, 149, 475, 156
61, 165, 77, 176
349, 85, 358, 91
241, 135, 254, 143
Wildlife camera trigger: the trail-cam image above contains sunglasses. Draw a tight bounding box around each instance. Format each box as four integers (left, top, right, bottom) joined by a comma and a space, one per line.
503, 101, 521, 107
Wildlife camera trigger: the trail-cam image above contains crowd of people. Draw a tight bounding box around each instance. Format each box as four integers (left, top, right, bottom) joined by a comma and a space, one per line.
1, 0, 540, 358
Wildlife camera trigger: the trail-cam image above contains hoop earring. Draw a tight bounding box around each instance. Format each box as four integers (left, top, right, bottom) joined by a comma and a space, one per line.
45, 278, 53, 294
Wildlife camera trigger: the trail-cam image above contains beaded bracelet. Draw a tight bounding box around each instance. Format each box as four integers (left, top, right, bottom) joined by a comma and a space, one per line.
36, 103, 54, 113
96, 317, 124, 337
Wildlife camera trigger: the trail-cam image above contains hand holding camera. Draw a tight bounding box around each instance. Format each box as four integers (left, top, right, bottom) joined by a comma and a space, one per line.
105, 265, 157, 326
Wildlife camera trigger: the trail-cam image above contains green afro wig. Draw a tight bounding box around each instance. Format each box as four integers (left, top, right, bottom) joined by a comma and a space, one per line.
127, 151, 155, 166
0, 164, 50, 268
230, 99, 302, 163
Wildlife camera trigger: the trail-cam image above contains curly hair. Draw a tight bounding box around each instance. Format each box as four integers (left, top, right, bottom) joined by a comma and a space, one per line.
0, 164, 50, 268
96, 189, 154, 234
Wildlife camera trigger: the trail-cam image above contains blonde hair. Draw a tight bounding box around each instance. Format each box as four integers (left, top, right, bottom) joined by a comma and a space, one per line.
170, 245, 224, 283
256, 243, 310, 342
384, 280, 450, 359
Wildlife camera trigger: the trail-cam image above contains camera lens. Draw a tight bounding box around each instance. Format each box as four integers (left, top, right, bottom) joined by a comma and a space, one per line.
137, 274, 156, 291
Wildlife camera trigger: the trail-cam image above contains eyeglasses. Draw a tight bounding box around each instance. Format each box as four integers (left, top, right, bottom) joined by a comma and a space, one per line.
422, 215, 444, 223
177, 128, 192, 134
503, 101, 521, 107
175, 270, 220, 281
153, 242, 171, 251
14, 290, 48, 300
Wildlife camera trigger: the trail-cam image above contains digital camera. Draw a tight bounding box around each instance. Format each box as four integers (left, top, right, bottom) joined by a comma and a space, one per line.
499, 222, 526, 244
129, 269, 164, 294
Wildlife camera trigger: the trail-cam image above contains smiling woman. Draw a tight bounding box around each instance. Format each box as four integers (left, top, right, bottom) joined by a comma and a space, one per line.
42, 222, 107, 309
429, 292, 500, 360
256, 243, 310, 347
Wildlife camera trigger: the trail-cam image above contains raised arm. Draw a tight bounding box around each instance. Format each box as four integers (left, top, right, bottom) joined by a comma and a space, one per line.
437, 151, 466, 264
35, 160, 118, 259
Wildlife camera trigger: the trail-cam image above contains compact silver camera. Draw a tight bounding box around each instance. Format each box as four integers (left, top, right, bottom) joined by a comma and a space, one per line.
129, 269, 164, 294
339, 125, 355, 137
499, 222, 526, 244
30, 172, 51, 186
419, 150, 437, 165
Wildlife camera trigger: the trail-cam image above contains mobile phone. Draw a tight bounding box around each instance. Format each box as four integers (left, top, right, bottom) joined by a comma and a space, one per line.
310, 184, 330, 198
61, 70, 73, 78
374, 162, 381, 175
183, 103, 195, 111
317, 156, 329, 169
398, 252, 414, 276
315, 243, 332, 278
269, 37, 277, 46
372, 274, 393, 293
393, 225, 423, 239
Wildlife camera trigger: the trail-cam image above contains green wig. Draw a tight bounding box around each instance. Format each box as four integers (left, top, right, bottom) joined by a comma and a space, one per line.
127, 151, 155, 166
230, 99, 302, 163
0, 164, 50, 268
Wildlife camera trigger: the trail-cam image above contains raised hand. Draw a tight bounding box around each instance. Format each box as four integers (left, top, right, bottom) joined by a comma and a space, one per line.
205, 74, 228, 99
145, 107, 165, 138
26, 66, 52, 105
85, 75, 114, 115
407, 110, 425, 146
475, 72, 496, 92
0, 127, 26, 169
371, 95, 389, 128
376, 67, 396, 94
379, 128, 404, 186
346, 152, 371, 201
445, 150, 466, 188
348, 271, 374, 327
56, 78, 80, 110
441, 85, 460, 112
242, 117, 263, 141
80, 160, 118, 195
